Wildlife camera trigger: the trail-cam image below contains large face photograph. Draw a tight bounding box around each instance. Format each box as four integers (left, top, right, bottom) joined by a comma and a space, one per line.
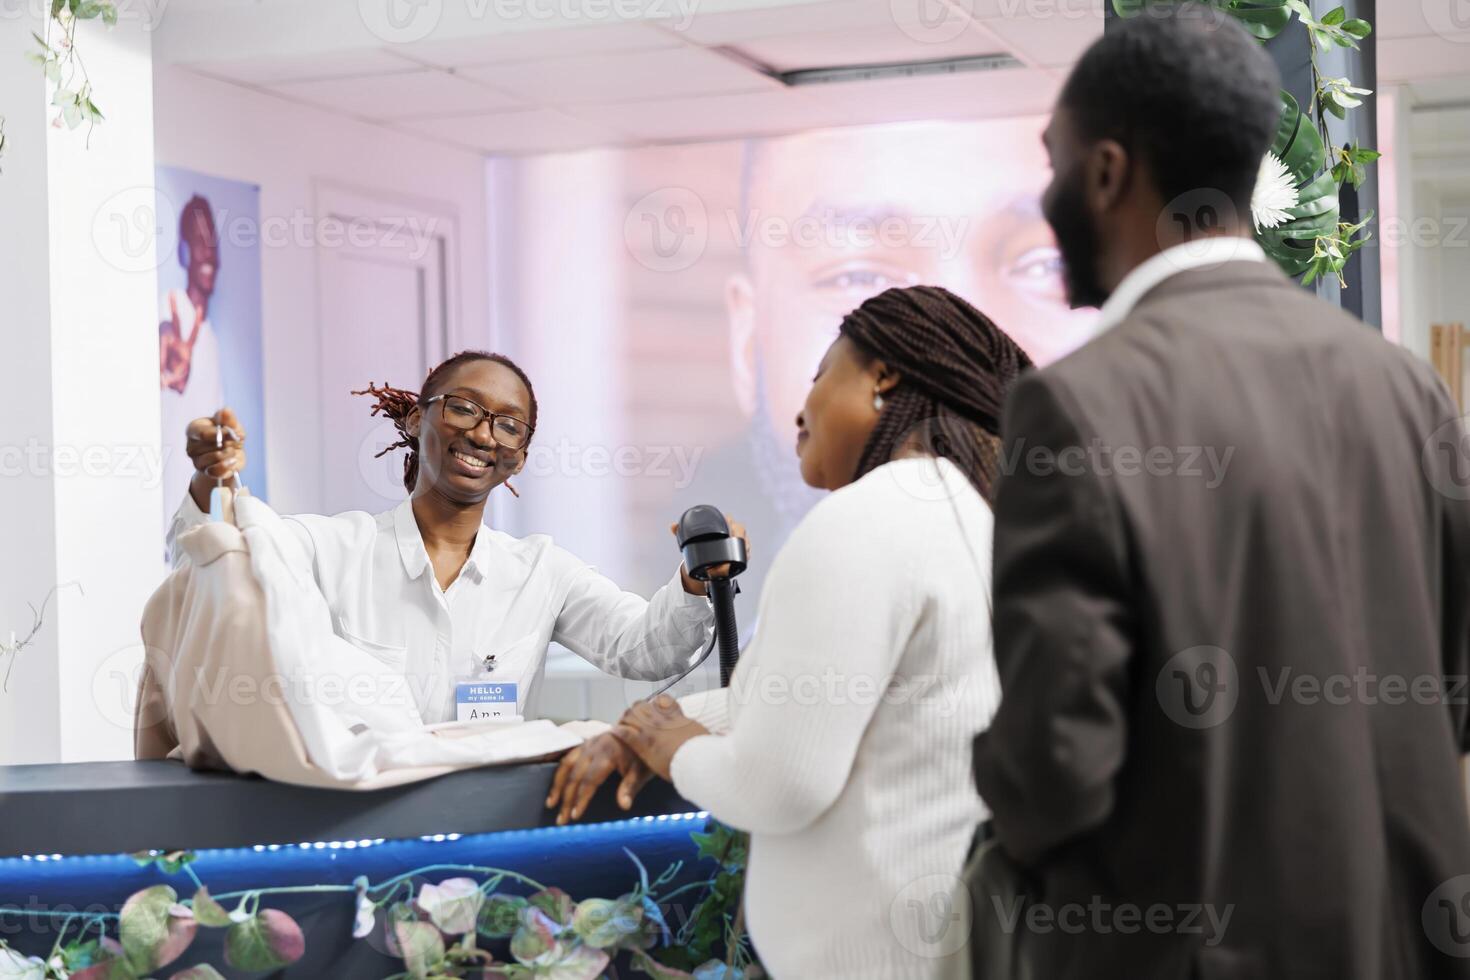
497, 115, 1097, 616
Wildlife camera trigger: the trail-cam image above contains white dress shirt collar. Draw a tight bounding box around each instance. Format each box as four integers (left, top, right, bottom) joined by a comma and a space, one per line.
392, 497, 499, 585
1093, 236, 1266, 338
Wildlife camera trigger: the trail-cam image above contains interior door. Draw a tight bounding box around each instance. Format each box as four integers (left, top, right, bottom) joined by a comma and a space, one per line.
315, 185, 456, 516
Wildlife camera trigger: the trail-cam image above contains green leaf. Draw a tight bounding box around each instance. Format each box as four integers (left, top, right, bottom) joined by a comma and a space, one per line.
1321, 5, 1345, 25
571, 897, 644, 949
510, 908, 560, 964
169, 967, 226, 980
479, 895, 529, 940
224, 910, 305, 971
417, 877, 483, 936
51, 0, 65, 17
1225, 0, 1292, 41
393, 920, 445, 980
157, 851, 196, 875
536, 945, 609, 980
1342, 18, 1371, 37
1111, 0, 1149, 15
1258, 171, 1341, 275
0, 945, 46, 980
528, 888, 575, 927
119, 885, 196, 973
634, 950, 696, 979
1270, 90, 1324, 183
191, 887, 232, 928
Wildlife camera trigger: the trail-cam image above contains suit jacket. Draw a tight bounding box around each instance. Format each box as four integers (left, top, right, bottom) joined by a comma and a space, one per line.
971, 259, 1470, 980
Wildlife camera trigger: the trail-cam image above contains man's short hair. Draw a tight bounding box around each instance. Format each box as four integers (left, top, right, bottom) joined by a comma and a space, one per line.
1061, 2, 1282, 211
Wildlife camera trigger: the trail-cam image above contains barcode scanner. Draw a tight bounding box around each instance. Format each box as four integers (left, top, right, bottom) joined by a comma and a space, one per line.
654, 505, 747, 692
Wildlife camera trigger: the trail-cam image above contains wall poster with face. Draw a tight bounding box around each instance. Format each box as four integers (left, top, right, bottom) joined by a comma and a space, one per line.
494, 116, 1097, 640
155, 166, 268, 527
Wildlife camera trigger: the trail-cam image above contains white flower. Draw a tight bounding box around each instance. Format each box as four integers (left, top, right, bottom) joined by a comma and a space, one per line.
1252, 150, 1299, 232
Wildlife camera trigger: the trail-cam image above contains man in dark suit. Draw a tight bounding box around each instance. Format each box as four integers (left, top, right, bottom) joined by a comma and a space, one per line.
970, 5, 1470, 978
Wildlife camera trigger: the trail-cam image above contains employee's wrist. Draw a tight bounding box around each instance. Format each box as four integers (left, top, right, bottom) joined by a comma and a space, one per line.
188, 473, 214, 513
679, 564, 706, 596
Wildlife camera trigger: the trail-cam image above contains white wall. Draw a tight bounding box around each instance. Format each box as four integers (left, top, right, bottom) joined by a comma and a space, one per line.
1, 12, 163, 763
152, 65, 494, 516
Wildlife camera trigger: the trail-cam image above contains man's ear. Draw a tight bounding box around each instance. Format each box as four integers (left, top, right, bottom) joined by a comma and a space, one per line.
726, 271, 758, 419
406, 406, 422, 440
1087, 139, 1132, 216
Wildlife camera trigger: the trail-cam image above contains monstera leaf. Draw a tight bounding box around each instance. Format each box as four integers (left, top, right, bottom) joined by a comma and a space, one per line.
1258, 171, 1340, 275
1257, 91, 1339, 275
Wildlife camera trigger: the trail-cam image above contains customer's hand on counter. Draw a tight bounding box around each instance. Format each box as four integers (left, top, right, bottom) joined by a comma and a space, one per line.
612, 695, 710, 781
547, 732, 656, 826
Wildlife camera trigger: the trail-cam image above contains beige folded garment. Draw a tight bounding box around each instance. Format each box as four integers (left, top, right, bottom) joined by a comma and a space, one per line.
136, 491, 582, 790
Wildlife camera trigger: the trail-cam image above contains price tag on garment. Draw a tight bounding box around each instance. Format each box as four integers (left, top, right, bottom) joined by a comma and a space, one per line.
455, 679, 521, 723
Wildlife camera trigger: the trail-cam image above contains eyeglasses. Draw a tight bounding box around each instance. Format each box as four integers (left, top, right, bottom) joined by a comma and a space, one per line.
422, 394, 534, 451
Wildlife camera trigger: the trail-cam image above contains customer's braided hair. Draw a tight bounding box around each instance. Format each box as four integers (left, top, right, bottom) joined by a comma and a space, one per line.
352, 350, 539, 495
840, 286, 1033, 503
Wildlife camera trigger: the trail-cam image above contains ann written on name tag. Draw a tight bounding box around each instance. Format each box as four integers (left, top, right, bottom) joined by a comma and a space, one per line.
455, 680, 521, 723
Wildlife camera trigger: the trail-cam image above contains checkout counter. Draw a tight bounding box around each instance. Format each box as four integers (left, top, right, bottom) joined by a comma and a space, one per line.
0, 759, 709, 977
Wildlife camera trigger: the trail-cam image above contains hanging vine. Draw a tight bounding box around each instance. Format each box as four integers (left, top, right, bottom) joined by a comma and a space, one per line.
1113, 0, 1379, 287
0, 0, 114, 170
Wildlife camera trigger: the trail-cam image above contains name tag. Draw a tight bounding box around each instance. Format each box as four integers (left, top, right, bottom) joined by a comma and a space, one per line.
455, 681, 521, 723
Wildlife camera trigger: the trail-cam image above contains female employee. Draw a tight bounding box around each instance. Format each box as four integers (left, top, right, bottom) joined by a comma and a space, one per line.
170, 350, 747, 726
551, 286, 1029, 978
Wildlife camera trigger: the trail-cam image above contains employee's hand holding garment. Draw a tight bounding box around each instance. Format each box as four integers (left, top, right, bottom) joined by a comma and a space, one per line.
166, 350, 745, 726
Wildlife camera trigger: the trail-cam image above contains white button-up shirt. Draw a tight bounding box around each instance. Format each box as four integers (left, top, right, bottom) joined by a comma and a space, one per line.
168, 494, 714, 725
1090, 236, 1267, 339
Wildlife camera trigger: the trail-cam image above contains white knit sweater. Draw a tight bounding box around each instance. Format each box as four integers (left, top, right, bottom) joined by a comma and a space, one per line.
670, 456, 1001, 979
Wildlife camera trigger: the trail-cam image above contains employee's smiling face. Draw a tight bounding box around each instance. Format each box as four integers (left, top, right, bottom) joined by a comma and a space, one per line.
409, 359, 532, 504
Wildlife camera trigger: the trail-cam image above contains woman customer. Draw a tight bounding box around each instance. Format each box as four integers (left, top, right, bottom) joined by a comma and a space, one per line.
551, 285, 1031, 978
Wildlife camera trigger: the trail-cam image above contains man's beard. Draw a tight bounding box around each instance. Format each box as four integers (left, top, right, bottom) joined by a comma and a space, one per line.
748, 364, 825, 537
1045, 162, 1109, 310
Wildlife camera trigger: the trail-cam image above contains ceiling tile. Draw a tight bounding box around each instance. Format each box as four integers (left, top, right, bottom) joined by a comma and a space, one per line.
185, 48, 420, 85
395, 21, 682, 69
268, 69, 522, 121
567, 88, 836, 141
732, 17, 1003, 73
463, 46, 779, 104
396, 107, 630, 154
978, 3, 1102, 67
801, 65, 1059, 125
677, 0, 899, 44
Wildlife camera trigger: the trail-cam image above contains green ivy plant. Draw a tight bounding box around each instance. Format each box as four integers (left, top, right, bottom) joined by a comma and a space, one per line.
0, 820, 763, 980
30, 0, 115, 138
1112, 0, 1379, 286
0, 0, 113, 170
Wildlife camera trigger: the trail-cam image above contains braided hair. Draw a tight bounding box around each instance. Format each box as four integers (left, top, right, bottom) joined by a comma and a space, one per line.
840, 286, 1033, 503
353, 350, 539, 495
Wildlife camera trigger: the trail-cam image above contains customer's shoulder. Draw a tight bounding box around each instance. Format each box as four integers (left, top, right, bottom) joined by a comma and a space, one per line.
792, 458, 986, 548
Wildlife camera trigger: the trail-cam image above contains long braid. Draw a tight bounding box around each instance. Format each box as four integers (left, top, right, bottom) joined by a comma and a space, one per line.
841, 285, 1033, 503
352, 350, 539, 495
